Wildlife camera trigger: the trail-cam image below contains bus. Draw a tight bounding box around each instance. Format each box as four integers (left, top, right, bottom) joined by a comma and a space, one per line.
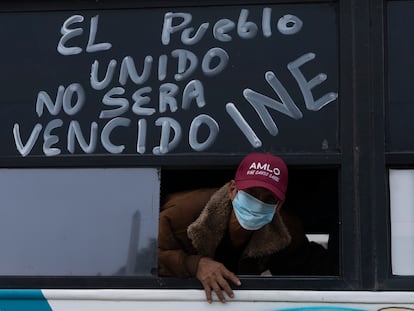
0, 0, 413, 310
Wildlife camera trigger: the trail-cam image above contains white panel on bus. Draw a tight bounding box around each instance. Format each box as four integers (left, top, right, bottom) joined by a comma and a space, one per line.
389, 169, 414, 275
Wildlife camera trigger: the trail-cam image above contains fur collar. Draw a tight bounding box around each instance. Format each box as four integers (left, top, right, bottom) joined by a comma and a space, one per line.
187, 183, 292, 258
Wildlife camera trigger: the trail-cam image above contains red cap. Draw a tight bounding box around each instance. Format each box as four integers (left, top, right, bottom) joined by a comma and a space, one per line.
234, 153, 288, 201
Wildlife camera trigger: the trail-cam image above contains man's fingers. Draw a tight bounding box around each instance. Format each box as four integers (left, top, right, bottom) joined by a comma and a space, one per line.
202, 284, 213, 304
223, 269, 241, 286
196, 258, 241, 303
204, 277, 227, 303
211, 283, 226, 303
217, 276, 234, 299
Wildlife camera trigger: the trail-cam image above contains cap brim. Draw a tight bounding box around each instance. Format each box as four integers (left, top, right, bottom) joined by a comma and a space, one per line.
236, 179, 285, 201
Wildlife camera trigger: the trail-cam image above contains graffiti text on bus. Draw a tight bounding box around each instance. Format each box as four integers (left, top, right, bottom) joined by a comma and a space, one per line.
13, 9, 338, 157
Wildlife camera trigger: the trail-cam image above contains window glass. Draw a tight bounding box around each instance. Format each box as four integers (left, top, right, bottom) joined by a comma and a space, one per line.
0, 168, 159, 276
389, 169, 414, 275
388, 1, 414, 151
1, 4, 337, 160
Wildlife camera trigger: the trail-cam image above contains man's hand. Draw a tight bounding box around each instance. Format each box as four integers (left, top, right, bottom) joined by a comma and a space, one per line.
196, 257, 241, 304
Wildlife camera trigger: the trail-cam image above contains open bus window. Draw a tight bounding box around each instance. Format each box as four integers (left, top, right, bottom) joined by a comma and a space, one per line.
0, 168, 159, 276
389, 169, 414, 275
160, 166, 339, 277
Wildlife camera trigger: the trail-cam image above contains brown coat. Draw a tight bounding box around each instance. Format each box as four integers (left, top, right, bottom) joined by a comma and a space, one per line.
158, 183, 331, 278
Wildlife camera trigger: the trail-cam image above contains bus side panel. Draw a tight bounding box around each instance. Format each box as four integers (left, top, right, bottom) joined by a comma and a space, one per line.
41, 290, 414, 311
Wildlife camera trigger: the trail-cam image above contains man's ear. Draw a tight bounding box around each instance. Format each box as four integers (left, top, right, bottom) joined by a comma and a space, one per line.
276, 200, 284, 211
228, 180, 237, 200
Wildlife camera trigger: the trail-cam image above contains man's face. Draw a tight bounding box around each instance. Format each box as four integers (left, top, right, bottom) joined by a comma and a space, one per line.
228, 182, 282, 231
228, 181, 280, 206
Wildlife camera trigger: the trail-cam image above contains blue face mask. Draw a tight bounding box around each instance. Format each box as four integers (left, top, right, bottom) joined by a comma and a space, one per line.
232, 190, 277, 230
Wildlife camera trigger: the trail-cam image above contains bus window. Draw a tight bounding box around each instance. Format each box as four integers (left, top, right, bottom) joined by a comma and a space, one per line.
389, 169, 414, 276
160, 166, 339, 277
0, 168, 160, 276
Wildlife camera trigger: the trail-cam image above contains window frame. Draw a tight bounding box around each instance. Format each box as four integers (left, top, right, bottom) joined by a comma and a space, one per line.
0, 0, 400, 292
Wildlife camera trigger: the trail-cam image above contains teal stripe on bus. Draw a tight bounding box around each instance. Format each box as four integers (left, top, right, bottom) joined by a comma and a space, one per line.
278, 307, 367, 311
0, 290, 52, 311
